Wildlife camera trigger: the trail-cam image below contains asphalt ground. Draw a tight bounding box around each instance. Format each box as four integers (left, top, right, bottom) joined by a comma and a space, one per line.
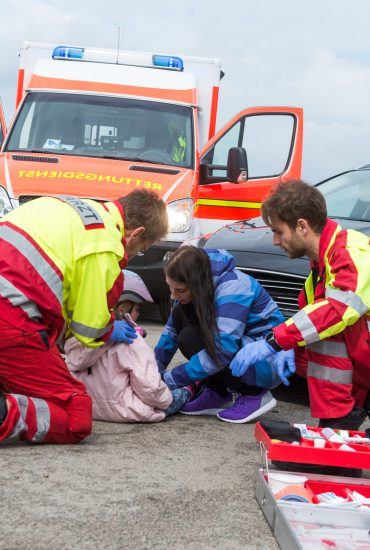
1, 306, 369, 549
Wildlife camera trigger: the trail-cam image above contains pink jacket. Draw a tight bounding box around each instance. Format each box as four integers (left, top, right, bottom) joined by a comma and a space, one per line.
65, 335, 173, 423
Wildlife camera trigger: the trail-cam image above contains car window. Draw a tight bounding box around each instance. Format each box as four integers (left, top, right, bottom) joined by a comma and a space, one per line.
319, 170, 370, 221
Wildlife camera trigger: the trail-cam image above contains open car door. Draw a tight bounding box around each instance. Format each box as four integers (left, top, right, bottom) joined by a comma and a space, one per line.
197, 106, 303, 229
0, 100, 6, 149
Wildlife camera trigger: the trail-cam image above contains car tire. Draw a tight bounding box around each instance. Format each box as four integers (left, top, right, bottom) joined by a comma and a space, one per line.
158, 296, 172, 324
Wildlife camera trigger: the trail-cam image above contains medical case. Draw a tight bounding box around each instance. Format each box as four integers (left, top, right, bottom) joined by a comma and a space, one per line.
254, 421, 370, 549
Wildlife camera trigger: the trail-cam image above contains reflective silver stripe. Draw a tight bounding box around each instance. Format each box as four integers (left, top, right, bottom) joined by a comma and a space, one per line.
70, 318, 113, 339
31, 398, 50, 443
307, 340, 349, 358
0, 225, 63, 307
326, 287, 368, 315
292, 310, 319, 344
308, 361, 353, 384
57, 196, 104, 227
367, 319, 370, 332
9, 394, 29, 440
0, 275, 42, 319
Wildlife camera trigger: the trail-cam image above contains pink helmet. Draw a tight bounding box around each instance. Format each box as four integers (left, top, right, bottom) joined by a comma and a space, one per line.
119, 270, 154, 304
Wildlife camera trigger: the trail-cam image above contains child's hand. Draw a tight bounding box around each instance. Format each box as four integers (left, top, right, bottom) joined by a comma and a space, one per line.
109, 320, 138, 344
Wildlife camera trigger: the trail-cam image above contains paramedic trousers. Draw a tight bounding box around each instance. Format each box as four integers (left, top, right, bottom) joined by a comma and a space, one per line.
171, 303, 262, 396
0, 319, 92, 444
296, 318, 370, 419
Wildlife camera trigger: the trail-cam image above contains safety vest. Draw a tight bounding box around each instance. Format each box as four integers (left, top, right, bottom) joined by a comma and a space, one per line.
171, 135, 187, 163
0, 196, 127, 347
274, 219, 370, 387
275, 219, 370, 346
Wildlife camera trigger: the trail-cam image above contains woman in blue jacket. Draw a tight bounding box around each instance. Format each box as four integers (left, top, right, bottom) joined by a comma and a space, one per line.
155, 246, 295, 423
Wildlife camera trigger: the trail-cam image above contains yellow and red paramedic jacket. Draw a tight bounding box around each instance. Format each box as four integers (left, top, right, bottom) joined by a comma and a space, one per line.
274, 219, 370, 389
0, 196, 127, 347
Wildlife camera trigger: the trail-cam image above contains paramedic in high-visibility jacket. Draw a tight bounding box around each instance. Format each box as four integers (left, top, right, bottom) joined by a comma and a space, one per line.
0, 190, 168, 444
230, 179, 370, 431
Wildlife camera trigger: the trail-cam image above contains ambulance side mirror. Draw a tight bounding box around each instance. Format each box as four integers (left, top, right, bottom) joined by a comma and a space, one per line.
227, 147, 248, 184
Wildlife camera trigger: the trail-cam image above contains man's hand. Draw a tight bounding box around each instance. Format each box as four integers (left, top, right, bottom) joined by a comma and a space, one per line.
272, 349, 296, 386
230, 339, 275, 377
109, 320, 138, 344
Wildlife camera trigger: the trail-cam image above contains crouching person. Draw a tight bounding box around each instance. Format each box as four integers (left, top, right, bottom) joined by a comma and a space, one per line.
155, 246, 295, 424
65, 271, 191, 422
0, 189, 168, 443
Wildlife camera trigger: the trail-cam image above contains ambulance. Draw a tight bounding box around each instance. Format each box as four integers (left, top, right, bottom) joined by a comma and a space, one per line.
0, 41, 303, 319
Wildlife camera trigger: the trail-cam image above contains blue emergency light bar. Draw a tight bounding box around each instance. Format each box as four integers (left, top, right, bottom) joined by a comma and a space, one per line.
52, 46, 84, 60
152, 55, 184, 71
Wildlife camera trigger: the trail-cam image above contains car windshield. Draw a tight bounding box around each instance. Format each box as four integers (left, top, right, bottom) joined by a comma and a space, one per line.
5, 92, 193, 168
319, 169, 370, 222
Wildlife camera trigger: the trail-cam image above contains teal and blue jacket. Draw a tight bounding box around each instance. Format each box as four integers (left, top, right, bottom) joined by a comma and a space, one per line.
154, 249, 285, 387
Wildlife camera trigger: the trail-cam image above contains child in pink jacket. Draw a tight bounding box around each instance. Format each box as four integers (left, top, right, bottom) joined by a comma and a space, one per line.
65, 270, 190, 423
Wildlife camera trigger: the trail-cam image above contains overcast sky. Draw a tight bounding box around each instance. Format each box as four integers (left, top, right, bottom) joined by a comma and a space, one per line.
1, 0, 370, 182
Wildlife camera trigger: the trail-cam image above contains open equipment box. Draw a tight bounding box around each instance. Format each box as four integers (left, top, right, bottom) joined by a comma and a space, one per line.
254, 421, 370, 550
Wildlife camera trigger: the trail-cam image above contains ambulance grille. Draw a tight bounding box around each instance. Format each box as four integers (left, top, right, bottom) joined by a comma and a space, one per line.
237, 267, 306, 319
11, 155, 59, 163
129, 165, 180, 175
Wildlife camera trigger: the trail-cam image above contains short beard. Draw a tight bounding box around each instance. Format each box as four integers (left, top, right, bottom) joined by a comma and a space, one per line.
287, 244, 307, 259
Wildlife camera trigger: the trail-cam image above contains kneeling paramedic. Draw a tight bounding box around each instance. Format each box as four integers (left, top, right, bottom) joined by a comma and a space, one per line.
0, 190, 168, 444
231, 180, 370, 435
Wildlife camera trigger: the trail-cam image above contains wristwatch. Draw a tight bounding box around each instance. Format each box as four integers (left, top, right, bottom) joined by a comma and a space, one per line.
265, 331, 282, 352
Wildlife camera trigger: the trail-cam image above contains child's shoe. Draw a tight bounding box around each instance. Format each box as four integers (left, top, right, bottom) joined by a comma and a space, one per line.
217, 390, 276, 423
179, 387, 233, 416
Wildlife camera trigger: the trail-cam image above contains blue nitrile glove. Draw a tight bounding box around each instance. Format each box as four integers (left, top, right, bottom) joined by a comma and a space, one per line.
272, 349, 296, 387
109, 320, 138, 344
230, 339, 275, 377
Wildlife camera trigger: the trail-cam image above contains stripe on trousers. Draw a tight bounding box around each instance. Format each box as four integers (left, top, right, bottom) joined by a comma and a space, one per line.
9, 394, 50, 442
307, 361, 353, 385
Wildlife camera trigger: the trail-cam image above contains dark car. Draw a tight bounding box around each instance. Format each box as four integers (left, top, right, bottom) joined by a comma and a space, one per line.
195, 165, 370, 319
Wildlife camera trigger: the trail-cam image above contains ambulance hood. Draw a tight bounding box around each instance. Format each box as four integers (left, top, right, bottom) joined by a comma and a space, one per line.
0, 153, 194, 203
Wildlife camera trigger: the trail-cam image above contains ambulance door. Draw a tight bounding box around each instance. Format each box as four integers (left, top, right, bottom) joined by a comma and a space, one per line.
197, 106, 303, 227
0, 100, 6, 149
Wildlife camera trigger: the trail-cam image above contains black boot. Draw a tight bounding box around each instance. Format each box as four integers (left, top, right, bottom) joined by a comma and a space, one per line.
364, 391, 370, 419
0, 391, 8, 425
319, 407, 366, 431
272, 407, 366, 478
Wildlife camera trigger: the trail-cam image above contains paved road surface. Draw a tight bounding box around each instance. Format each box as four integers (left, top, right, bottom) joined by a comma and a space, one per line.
1, 314, 366, 549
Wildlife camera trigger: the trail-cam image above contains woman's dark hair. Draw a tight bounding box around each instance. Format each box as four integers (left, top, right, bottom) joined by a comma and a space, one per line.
165, 246, 221, 367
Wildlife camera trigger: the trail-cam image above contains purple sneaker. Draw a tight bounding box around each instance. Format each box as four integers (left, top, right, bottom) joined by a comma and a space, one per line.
217, 390, 277, 423
179, 387, 233, 416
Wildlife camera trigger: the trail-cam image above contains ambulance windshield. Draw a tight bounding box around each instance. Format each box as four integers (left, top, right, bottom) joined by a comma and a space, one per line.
6, 92, 193, 168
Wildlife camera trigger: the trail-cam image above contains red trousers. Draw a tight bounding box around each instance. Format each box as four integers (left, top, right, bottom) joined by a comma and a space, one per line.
0, 319, 92, 444
295, 329, 369, 419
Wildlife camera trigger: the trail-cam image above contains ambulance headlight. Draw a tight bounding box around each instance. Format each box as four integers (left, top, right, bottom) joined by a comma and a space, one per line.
0, 186, 12, 217
167, 199, 194, 233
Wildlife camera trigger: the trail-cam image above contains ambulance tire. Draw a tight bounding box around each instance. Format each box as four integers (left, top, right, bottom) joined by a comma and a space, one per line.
158, 297, 172, 324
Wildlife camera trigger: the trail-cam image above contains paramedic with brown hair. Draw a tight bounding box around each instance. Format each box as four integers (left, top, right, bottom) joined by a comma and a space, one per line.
0, 189, 168, 444
230, 179, 370, 432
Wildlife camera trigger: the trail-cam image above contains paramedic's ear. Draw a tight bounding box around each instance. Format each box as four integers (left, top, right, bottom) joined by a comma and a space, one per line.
126, 227, 145, 240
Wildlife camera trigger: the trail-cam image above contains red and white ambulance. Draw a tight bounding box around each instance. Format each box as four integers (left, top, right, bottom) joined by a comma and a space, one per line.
0, 41, 303, 318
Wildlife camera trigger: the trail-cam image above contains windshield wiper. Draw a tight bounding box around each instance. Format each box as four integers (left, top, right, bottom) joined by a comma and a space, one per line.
101, 155, 165, 165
